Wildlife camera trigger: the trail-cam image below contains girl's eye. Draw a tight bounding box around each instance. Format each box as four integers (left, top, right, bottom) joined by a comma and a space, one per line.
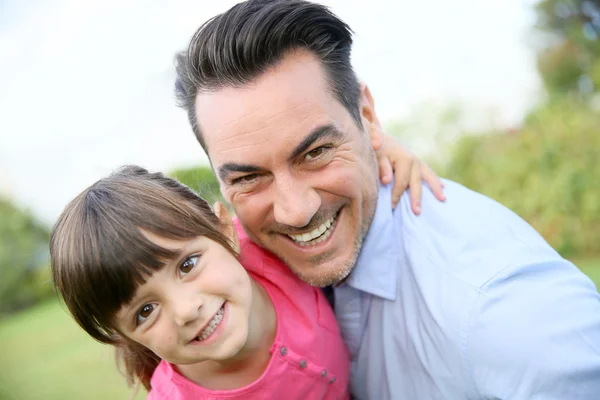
179, 255, 199, 276
136, 303, 156, 326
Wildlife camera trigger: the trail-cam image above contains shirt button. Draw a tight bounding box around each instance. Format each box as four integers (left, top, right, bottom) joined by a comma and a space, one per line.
300, 360, 307, 369
321, 370, 327, 377
330, 377, 336, 384
280, 347, 287, 356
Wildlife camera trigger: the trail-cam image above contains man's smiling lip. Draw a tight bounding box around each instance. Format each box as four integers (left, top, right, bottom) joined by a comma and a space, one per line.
276, 208, 342, 237
278, 209, 342, 252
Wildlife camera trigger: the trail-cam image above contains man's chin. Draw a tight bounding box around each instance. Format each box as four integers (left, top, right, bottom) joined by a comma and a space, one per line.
260, 209, 361, 286
285, 256, 355, 288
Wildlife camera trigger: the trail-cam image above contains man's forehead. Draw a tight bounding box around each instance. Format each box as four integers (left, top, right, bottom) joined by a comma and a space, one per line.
195, 52, 334, 138
196, 86, 329, 140
197, 92, 338, 166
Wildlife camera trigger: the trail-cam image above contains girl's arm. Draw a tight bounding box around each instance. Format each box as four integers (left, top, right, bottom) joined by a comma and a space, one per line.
375, 133, 446, 213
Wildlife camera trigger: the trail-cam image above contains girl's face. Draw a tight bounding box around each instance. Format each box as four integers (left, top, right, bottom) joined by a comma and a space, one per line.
114, 230, 253, 366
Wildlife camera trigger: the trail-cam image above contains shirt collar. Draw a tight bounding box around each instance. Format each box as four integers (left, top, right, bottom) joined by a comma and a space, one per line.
340, 183, 400, 301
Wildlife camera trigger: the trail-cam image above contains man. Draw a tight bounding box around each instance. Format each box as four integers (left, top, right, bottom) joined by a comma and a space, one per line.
174, 0, 600, 398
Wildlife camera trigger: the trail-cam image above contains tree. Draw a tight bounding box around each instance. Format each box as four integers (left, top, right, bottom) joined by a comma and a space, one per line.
0, 198, 52, 314
535, 0, 600, 96
444, 98, 600, 256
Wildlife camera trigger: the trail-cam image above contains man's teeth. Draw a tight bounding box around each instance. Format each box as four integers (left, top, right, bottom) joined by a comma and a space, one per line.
196, 305, 224, 342
287, 215, 337, 246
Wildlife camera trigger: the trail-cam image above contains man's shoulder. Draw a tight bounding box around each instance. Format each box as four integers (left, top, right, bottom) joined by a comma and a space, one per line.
397, 179, 534, 238
464, 259, 600, 397
395, 179, 561, 289
371, 183, 600, 397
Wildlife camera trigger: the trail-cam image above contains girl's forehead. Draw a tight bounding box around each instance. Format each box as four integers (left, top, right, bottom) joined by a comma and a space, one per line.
140, 229, 191, 249
139, 230, 210, 259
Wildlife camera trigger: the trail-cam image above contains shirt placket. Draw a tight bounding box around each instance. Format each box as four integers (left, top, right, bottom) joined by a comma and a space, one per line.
334, 286, 367, 358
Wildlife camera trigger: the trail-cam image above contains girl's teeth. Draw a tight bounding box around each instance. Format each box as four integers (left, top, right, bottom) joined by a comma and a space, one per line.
196, 305, 224, 342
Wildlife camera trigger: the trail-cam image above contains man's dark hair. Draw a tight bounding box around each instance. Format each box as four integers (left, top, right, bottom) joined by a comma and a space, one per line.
174, 0, 361, 153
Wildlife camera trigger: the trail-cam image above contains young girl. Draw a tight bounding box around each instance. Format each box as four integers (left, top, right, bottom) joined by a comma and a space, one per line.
50, 152, 444, 399
51, 165, 351, 399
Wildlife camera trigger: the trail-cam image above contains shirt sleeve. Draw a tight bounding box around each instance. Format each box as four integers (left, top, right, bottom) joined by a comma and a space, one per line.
463, 259, 600, 399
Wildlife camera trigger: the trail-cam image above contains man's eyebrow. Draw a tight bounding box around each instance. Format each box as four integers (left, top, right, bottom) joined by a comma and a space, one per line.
289, 124, 344, 161
218, 163, 262, 182
217, 124, 343, 181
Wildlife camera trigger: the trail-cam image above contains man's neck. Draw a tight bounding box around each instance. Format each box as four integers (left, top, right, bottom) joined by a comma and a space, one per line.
335, 183, 400, 301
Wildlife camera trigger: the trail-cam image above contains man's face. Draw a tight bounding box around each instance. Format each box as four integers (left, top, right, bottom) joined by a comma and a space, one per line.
195, 51, 380, 287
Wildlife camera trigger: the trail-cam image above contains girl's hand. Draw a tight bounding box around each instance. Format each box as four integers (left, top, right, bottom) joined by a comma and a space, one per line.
373, 132, 446, 214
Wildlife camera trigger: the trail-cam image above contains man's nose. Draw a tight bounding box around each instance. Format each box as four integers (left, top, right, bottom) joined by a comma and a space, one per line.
273, 178, 321, 228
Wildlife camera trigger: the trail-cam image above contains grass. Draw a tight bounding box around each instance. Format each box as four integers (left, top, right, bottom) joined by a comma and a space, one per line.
0, 299, 146, 400
0, 259, 598, 400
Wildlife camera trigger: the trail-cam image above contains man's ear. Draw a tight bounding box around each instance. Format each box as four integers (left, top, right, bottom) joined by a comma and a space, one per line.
359, 82, 383, 151
214, 202, 240, 254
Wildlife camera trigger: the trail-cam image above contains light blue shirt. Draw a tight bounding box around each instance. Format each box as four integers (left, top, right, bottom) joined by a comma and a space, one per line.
334, 180, 600, 400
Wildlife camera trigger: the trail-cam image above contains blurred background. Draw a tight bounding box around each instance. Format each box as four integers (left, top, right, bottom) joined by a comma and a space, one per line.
1, 0, 598, 398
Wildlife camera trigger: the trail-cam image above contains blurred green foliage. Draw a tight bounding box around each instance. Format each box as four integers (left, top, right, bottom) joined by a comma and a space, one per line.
443, 98, 599, 256
169, 165, 224, 207
436, 0, 600, 256
535, 0, 600, 95
0, 198, 53, 315
382, 1, 600, 258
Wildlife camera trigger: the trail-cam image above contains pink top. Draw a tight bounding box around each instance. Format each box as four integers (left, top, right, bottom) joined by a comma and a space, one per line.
147, 221, 350, 400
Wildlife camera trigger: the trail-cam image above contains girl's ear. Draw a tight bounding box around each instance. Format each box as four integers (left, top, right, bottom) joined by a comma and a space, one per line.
214, 202, 240, 254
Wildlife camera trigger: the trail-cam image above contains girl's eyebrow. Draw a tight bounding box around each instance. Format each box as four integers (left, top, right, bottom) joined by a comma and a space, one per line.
118, 284, 156, 330
119, 239, 201, 313
121, 280, 155, 317
140, 231, 196, 265
162, 241, 198, 269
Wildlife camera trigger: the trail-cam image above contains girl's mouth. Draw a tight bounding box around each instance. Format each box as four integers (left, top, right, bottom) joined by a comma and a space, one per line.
193, 303, 225, 342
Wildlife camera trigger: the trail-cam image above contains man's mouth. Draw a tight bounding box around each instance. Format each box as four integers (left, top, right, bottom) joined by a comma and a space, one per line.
193, 303, 225, 342
286, 211, 339, 247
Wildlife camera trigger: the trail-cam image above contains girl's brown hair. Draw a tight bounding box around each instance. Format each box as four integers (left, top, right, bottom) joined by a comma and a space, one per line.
50, 165, 236, 390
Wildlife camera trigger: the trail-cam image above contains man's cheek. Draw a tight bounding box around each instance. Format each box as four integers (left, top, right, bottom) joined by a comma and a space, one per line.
228, 189, 248, 210
234, 204, 261, 231
319, 168, 357, 189
220, 184, 232, 203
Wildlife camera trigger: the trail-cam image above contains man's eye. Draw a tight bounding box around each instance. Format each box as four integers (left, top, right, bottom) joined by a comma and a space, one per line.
231, 174, 258, 185
136, 303, 156, 326
305, 146, 330, 161
179, 255, 199, 276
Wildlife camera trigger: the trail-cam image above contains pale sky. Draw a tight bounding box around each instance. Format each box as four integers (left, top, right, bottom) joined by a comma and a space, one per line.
0, 0, 540, 225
